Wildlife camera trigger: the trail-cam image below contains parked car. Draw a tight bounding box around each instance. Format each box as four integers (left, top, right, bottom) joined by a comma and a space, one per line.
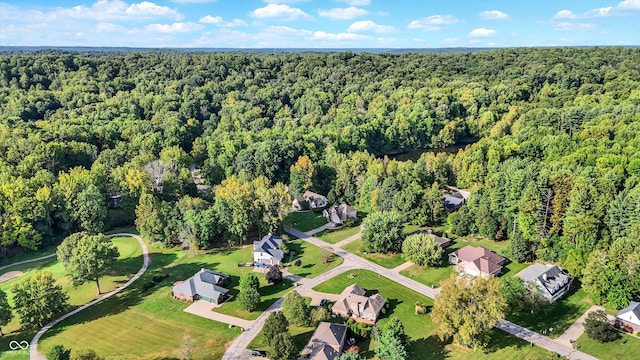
251, 349, 266, 357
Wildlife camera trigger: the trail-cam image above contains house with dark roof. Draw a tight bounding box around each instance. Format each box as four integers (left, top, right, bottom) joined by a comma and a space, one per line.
331, 284, 386, 323
448, 246, 506, 278
172, 268, 229, 304
253, 233, 284, 265
518, 264, 573, 302
301, 322, 347, 360
443, 193, 465, 212
323, 203, 357, 226
293, 190, 329, 210
406, 229, 452, 248
615, 301, 640, 334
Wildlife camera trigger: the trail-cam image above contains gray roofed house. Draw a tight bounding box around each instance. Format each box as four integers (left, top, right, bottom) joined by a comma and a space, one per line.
443, 193, 465, 212
302, 322, 347, 360
323, 203, 357, 226
172, 268, 229, 304
615, 301, 640, 333
518, 264, 573, 302
331, 284, 386, 323
253, 233, 284, 265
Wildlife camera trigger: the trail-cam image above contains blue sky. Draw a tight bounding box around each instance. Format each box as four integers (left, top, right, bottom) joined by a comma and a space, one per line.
0, 0, 639, 48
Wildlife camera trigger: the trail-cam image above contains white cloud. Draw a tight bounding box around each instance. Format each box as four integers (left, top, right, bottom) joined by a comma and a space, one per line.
312, 31, 368, 41
478, 10, 509, 20
554, 22, 598, 31
95, 22, 127, 32
441, 38, 459, 45
250, 4, 312, 21
554, 0, 640, 19
347, 20, 396, 33
145, 22, 203, 33
318, 7, 367, 20
337, 0, 371, 5
199, 15, 247, 27
407, 15, 461, 31
52, 0, 183, 21
263, 0, 309, 3
171, 0, 217, 3
469, 28, 496, 37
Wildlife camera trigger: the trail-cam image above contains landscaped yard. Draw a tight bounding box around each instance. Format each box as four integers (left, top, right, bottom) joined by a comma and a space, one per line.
575, 332, 640, 360
400, 264, 454, 288
342, 239, 406, 269
285, 237, 343, 278
506, 289, 594, 338
285, 211, 327, 232
313, 269, 551, 359
317, 226, 360, 244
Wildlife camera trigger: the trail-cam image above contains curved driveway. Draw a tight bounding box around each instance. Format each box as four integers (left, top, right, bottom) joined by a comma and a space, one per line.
29, 233, 150, 360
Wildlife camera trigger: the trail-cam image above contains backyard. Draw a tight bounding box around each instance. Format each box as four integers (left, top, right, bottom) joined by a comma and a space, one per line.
312, 269, 552, 360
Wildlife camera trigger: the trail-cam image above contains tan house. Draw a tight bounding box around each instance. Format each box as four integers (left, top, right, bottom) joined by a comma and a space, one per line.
323, 203, 357, 226
448, 246, 506, 278
331, 284, 386, 323
293, 190, 329, 210
302, 322, 347, 360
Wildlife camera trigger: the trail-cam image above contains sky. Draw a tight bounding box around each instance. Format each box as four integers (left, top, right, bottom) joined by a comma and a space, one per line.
0, 0, 639, 48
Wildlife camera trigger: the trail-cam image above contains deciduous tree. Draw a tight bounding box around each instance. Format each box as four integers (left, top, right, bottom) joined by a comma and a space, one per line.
11, 270, 69, 329
361, 211, 405, 253
238, 286, 261, 312
0, 288, 13, 336
282, 290, 310, 326
402, 233, 443, 267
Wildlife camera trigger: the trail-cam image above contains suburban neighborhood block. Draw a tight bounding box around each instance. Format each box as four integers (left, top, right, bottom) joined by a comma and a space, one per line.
172, 268, 230, 304
448, 246, 506, 278
517, 264, 573, 302
253, 233, 284, 266
331, 283, 386, 323
301, 322, 347, 360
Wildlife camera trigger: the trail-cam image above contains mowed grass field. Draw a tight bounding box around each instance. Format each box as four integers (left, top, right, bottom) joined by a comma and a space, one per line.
317, 226, 360, 244
0, 236, 144, 360
575, 332, 640, 360
342, 239, 406, 269
285, 211, 327, 232
313, 269, 552, 360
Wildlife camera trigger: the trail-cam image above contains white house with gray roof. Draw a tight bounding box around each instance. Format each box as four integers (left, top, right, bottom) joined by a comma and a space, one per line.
253, 233, 284, 265
615, 301, 640, 333
517, 264, 573, 302
172, 268, 229, 304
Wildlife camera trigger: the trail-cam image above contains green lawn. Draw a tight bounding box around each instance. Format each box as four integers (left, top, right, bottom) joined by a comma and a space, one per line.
506, 289, 593, 338
285, 211, 328, 232
313, 269, 551, 360
285, 238, 344, 278
213, 276, 294, 321
0, 245, 58, 269
575, 332, 640, 360
342, 239, 406, 269
401, 264, 454, 288
317, 226, 360, 244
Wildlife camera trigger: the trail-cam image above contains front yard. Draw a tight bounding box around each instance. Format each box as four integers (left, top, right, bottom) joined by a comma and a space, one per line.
285, 211, 327, 232
342, 239, 406, 269
575, 332, 640, 359
317, 226, 361, 244
285, 238, 344, 278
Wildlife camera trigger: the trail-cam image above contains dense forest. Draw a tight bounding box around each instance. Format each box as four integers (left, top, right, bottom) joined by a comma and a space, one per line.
0, 47, 639, 308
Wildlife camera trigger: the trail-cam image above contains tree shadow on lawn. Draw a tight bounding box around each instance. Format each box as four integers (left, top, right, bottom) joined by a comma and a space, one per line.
409, 335, 450, 360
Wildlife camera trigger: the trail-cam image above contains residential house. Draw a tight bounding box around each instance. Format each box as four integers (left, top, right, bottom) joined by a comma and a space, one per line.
172, 268, 229, 304
293, 190, 329, 210
331, 284, 386, 323
323, 203, 357, 226
301, 322, 347, 360
518, 264, 573, 302
448, 246, 506, 278
406, 229, 452, 248
253, 233, 284, 265
615, 301, 640, 334
443, 193, 465, 212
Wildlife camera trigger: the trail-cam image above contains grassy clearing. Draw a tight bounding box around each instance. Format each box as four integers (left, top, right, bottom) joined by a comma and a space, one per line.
575, 332, 640, 360
285, 238, 343, 278
317, 226, 360, 244
506, 289, 593, 338
285, 211, 327, 232
313, 269, 551, 360
401, 264, 454, 288
342, 239, 406, 269
213, 276, 294, 321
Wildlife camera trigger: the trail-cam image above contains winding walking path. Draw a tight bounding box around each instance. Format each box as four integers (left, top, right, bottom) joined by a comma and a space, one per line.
29, 233, 150, 360
0, 253, 57, 272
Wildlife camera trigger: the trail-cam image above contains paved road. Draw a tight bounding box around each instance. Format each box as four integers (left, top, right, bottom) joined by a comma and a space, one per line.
333, 232, 362, 248
30, 233, 150, 360
0, 252, 57, 272
222, 263, 357, 360
184, 300, 254, 329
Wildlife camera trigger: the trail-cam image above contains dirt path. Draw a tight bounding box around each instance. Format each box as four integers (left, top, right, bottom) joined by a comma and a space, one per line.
30, 233, 150, 360
0, 270, 23, 284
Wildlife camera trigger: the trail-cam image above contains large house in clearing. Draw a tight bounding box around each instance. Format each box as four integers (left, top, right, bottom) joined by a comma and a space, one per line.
331, 284, 386, 323
301, 322, 347, 360
518, 264, 573, 302
293, 190, 329, 210
172, 268, 229, 304
449, 246, 506, 278
253, 233, 284, 265
615, 301, 640, 333
323, 203, 357, 226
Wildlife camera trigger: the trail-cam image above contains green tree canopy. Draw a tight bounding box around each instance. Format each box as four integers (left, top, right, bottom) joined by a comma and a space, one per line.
361, 211, 405, 253
402, 232, 443, 267
11, 270, 69, 329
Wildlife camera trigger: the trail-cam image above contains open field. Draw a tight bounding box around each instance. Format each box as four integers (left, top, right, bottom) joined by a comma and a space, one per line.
575, 332, 640, 360
313, 269, 552, 360
342, 239, 406, 269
